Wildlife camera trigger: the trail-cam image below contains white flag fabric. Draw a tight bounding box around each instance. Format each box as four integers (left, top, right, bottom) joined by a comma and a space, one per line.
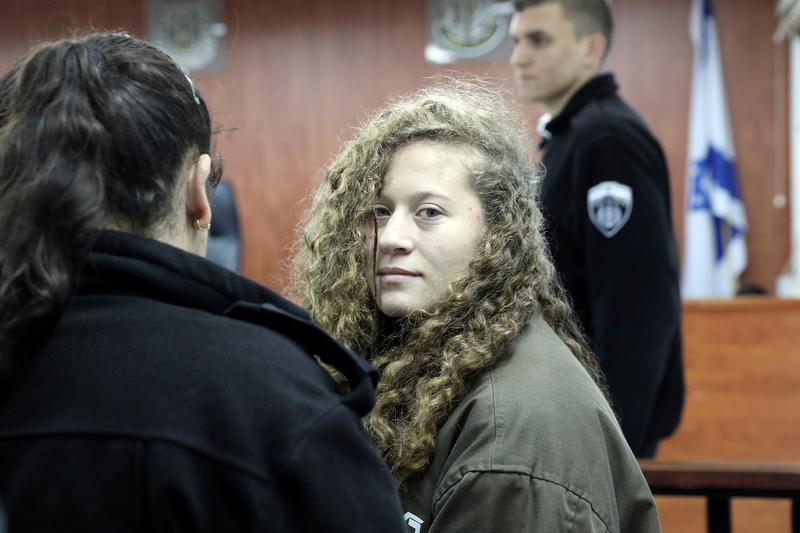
682, 0, 748, 298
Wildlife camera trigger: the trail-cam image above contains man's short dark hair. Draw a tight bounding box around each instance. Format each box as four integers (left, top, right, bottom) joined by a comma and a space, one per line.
512, 0, 614, 57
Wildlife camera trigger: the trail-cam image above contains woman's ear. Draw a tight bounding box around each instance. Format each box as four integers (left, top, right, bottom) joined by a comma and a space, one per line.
187, 153, 212, 229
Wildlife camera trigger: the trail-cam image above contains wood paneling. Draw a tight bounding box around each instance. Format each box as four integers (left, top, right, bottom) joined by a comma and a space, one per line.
663, 299, 800, 461
201, 0, 525, 288
655, 299, 800, 532
1, 0, 789, 293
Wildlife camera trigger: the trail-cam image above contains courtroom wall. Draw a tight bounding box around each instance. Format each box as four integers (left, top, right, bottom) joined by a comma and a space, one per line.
0, 0, 788, 292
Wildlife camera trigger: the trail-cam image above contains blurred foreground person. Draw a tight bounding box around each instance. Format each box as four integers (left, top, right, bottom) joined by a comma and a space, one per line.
0, 32, 404, 533
294, 80, 660, 533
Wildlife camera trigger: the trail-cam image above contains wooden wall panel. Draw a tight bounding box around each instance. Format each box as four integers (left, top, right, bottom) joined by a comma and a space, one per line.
201, 0, 524, 288
0, 2, 143, 62
717, 0, 791, 294
662, 300, 800, 462
0, 0, 789, 294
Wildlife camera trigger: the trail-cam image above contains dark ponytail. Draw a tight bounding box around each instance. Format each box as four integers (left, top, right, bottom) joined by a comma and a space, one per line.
0, 33, 221, 381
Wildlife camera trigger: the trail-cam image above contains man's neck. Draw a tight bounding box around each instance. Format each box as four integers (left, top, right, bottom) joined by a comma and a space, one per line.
543, 70, 601, 117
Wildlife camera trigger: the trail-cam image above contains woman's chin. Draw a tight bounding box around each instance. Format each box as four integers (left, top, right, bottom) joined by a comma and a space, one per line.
377, 298, 415, 318
378, 306, 409, 318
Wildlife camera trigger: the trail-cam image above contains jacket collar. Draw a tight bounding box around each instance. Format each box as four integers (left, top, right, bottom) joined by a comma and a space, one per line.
82, 230, 309, 320
81, 231, 380, 415
543, 73, 618, 137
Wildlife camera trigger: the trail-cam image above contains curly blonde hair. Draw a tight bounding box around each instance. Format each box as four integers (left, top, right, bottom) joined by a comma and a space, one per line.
292, 78, 603, 484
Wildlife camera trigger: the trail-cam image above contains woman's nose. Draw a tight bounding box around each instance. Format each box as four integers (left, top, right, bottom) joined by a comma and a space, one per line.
378, 214, 414, 255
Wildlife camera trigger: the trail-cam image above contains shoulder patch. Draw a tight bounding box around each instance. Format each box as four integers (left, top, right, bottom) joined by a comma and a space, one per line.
586, 181, 633, 238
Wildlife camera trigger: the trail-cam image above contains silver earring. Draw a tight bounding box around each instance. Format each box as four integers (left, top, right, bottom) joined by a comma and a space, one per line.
194, 219, 211, 231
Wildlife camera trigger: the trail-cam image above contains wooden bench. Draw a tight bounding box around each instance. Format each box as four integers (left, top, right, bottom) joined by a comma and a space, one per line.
639, 460, 800, 533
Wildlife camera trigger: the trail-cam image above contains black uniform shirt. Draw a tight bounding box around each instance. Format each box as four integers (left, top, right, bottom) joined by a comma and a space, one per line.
539, 73, 684, 456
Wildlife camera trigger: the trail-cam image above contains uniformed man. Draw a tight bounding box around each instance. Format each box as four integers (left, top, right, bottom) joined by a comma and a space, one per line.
509, 0, 684, 457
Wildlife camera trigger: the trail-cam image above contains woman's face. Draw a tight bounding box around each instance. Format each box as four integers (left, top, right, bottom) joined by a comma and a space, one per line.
367, 141, 484, 317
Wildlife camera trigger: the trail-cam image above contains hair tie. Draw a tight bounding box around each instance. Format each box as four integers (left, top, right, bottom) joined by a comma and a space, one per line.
184, 73, 201, 105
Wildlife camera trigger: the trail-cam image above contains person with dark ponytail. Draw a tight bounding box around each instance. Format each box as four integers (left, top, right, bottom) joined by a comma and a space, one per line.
0, 32, 404, 532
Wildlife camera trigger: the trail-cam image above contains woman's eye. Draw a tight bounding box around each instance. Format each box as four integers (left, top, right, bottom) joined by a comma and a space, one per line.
373, 206, 391, 218
418, 207, 443, 219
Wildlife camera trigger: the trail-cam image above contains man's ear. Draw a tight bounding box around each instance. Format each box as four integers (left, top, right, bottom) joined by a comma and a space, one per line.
187, 153, 212, 228
583, 32, 608, 70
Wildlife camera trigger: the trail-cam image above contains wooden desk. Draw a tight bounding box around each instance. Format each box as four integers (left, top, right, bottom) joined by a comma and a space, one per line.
655, 299, 800, 532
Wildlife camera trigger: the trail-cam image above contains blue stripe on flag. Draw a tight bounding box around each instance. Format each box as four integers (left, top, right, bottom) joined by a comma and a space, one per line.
689, 146, 742, 211
713, 216, 724, 261
690, 147, 744, 263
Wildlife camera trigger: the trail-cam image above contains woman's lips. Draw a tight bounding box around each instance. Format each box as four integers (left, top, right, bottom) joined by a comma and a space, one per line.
377, 267, 420, 283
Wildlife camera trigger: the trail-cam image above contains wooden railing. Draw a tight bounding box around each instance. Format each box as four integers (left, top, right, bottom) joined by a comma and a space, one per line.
640, 460, 800, 533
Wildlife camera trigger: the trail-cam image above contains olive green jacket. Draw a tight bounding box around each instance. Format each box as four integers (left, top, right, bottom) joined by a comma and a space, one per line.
400, 316, 660, 533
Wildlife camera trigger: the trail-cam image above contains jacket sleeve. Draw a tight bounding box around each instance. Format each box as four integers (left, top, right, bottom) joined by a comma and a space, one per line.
569, 133, 682, 454
429, 471, 611, 533
273, 402, 407, 533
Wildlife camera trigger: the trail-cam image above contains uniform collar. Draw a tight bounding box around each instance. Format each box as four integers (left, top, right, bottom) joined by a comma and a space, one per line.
542, 73, 619, 138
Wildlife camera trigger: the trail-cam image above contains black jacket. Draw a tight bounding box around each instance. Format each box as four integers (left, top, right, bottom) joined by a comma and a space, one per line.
539, 74, 684, 456
0, 231, 404, 532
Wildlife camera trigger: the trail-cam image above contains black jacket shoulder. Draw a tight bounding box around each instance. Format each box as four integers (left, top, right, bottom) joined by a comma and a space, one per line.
0, 231, 404, 533
569, 91, 661, 158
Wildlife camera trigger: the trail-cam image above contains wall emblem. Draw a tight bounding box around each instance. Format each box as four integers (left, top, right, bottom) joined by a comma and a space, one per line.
145, 0, 227, 73
426, 0, 513, 63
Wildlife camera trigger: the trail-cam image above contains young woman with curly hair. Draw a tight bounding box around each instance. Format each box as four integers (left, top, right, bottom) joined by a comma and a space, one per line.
293, 80, 660, 532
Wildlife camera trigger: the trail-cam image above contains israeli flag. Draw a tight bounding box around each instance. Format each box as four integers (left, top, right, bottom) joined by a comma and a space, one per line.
682, 0, 748, 298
